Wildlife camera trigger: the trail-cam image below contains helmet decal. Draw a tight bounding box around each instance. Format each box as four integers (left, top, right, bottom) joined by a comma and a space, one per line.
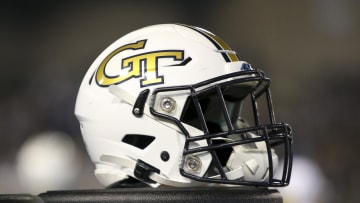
95, 39, 184, 87
178, 24, 239, 62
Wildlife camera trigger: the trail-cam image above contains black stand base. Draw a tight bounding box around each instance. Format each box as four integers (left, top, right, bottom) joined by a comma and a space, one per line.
38, 187, 282, 203
0, 187, 282, 203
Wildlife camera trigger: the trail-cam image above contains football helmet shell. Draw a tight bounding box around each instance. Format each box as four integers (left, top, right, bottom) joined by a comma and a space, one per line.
75, 24, 293, 187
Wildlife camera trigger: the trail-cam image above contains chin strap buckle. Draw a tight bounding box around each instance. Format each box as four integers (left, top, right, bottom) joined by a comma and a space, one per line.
134, 159, 160, 183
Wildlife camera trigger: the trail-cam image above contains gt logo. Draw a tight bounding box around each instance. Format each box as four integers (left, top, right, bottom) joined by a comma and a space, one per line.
95, 40, 184, 87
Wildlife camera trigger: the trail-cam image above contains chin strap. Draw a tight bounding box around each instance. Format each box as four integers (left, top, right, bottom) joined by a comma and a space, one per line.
100, 154, 246, 187
100, 154, 205, 187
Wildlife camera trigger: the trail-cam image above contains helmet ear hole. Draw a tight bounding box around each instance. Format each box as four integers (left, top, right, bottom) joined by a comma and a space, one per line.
122, 134, 155, 150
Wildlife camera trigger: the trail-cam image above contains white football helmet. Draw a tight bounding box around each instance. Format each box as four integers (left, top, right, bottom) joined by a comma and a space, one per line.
75, 24, 293, 188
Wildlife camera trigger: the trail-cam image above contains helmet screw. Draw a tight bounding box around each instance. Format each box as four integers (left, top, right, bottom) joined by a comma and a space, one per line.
160, 151, 170, 162
160, 97, 176, 113
185, 155, 201, 172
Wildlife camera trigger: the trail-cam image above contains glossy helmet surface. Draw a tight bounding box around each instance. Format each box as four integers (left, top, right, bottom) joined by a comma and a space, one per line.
75, 24, 293, 187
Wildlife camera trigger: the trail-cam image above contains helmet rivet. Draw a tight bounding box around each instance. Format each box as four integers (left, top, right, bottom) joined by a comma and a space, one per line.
160, 151, 170, 162
160, 97, 176, 112
185, 155, 201, 172
133, 108, 140, 115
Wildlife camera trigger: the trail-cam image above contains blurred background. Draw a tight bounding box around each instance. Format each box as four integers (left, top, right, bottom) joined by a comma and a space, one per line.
0, 0, 359, 202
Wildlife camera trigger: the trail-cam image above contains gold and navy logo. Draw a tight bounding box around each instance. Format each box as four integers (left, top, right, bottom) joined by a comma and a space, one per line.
94, 39, 185, 87
93, 24, 239, 88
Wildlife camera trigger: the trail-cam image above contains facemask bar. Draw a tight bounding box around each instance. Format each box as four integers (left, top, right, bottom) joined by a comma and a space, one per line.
150, 70, 293, 187
181, 124, 292, 186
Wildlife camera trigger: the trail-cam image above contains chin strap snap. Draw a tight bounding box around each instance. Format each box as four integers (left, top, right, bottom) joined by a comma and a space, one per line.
132, 89, 150, 117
